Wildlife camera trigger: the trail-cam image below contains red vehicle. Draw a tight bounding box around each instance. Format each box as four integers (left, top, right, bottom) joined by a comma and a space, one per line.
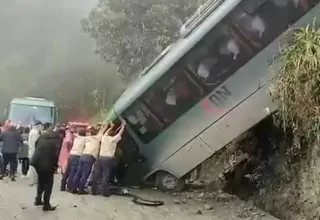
67, 121, 89, 131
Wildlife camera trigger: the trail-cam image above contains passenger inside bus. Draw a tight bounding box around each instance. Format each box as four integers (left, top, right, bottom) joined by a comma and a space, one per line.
234, 0, 313, 50
193, 33, 251, 91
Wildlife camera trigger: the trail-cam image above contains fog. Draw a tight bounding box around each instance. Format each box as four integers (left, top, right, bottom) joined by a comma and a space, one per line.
0, 0, 112, 119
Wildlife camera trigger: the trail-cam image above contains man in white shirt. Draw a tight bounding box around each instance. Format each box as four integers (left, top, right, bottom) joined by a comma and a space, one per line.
71, 124, 108, 194
27, 121, 42, 186
91, 121, 126, 197
60, 128, 86, 192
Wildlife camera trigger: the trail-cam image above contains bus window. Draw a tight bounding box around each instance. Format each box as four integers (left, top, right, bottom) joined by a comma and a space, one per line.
188, 26, 253, 91
234, 0, 316, 50
122, 102, 163, 143
143, 68, 204, 128
187, 0, 317, 92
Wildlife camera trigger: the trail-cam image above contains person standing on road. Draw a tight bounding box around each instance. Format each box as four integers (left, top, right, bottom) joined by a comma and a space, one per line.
72, 125, 107, 195
18, 127, 30, 178
58, 126, 75, 174
0, 125, 23, 181
30, 123, 64, 212
60, 128, 86, 191
27, 121, 42, 186
91, 121, 126, 196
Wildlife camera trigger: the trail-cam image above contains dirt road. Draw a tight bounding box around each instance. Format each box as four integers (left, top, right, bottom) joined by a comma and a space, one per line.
0, 175, 279, 220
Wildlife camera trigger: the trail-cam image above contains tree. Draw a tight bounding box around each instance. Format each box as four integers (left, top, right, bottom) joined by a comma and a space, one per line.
82, 0, 204, 78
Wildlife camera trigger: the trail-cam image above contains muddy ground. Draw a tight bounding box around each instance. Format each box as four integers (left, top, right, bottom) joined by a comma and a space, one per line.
0, 174, 278, 220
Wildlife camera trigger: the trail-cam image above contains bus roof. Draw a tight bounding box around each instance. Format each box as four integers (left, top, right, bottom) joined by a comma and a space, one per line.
111, 0, 240, 116
11, 97, 56, 107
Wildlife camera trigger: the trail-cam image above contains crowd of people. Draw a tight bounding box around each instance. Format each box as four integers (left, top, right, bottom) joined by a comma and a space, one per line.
0, 119, 126, 212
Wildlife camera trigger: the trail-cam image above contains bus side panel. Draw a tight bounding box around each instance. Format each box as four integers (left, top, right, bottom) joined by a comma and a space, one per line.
156, 137, 214, 178
153, 81, 276, 179
200, 80, 278, 152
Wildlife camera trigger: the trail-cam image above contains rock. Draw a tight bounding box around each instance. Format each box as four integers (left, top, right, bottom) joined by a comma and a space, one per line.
173, 193, 178, 197
173, 199, 181, 204
216, 191, 235, 202
217, 193, 230, 202
73, 205, 78, 208
204, 204, 213, 210
198, 192, 205, 198
181, 199, 187, 204
195, 209, 202, 215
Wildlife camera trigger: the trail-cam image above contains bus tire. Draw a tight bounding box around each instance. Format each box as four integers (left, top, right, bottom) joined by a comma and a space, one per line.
155, 171, 185, 192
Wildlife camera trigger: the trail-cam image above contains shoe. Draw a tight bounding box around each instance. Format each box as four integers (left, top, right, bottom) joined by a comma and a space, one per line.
78, 190, 88, 195
60, 187, 66, 192
102, 192, 110, 197
0, 175, 3, 180
10, 176, 16, 182
91, 190, 97, 196
34, 199, 44, 206
102, 190, 110, 197
70, 189, 78, 194
42, 204, 57, 212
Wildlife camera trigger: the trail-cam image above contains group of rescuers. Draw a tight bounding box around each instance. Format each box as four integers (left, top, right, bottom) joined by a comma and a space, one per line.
0, 120, 126, 212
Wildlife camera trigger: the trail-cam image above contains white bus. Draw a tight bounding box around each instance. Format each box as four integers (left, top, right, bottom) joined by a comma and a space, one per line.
107, 0, 320, 191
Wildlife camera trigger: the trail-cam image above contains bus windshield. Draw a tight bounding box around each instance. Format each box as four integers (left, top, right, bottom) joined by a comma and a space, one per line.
8, 104, 55, 125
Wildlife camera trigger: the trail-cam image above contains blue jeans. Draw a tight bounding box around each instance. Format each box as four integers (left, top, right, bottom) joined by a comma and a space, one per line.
91, 156, 115, 195
60, 155, 80, 190
72, 154, 95, 191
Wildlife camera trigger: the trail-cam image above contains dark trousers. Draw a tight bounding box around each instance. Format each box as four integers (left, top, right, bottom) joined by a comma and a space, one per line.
1, 153, 17, 177
20, 158, 30, 175
36, 169, 54, 205
92, 156, 115, 194
72, 154, 95, 191
60, 155, 80, 190
110, 160, 125, 184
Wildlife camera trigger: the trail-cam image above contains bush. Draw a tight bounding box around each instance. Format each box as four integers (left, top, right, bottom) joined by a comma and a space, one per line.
272, 20, 320, 159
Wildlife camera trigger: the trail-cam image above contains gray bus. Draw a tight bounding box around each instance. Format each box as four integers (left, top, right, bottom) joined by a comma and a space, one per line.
107, 0, 320, 191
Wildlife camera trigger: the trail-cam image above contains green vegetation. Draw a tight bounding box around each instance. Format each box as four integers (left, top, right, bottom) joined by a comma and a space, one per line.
82, 0, 205, 78
272, 20, 320, 159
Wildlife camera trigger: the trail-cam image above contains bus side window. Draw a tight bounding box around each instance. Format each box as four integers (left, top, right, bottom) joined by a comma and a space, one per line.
123, 102, 163, 143
143, 68, 204, 128
187, 25, 253, 91
233, 0, 316, 50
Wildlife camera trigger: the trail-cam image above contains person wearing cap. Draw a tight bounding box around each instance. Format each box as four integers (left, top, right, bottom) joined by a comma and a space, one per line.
27, 121, 42, 186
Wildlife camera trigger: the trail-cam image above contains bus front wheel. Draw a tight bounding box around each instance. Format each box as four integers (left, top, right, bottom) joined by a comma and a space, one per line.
155, 171, 185, 192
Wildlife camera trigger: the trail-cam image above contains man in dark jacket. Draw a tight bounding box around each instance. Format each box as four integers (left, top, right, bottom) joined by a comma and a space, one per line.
30, 123, 63, 212
0, 125, 23, 181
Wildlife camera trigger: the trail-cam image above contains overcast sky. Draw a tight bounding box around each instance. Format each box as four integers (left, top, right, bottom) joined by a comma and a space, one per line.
0, 0, 106, 99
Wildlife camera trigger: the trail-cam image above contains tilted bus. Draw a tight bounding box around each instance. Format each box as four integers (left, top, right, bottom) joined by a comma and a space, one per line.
107, 0, 320, 191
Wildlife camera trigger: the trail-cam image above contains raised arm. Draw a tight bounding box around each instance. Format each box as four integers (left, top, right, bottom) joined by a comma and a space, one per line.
98, 121, 111, 135
105, 123, 115, 136
117, 121, 126, 136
